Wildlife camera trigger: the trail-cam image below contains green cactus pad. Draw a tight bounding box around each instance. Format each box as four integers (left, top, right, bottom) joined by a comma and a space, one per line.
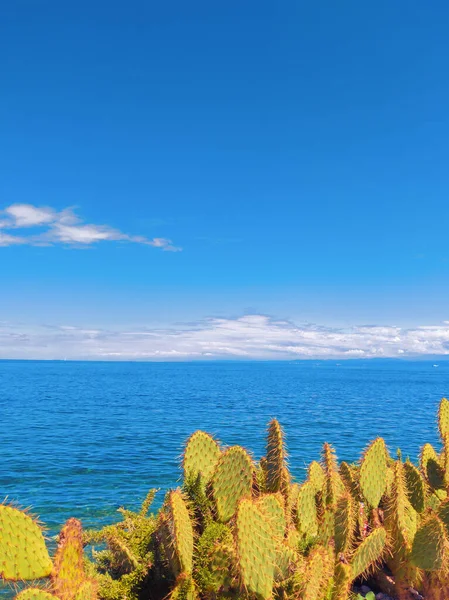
52, 518, 85, 600
439, 398, 449, 440
318, 509, 335, 546
331, 562, 352, 600
14, 591, 59, 600
161, 490, 194, 575
296, 481, 318, 538
266, 419, 286, 493
360, 438, 388, 508
302, 547, 333, 600
351, 527, 387, 579
308, 461, 326, 495
183, 431, 221, 486
334, 493, 355, 555
411, 515, 445, 571
256, 493, 286, 540
339, 462, 359, 498
236, 498, 276, 600
404, 461, 426, 513
212, 446, 253, 523
385, 460, 418, 555
321, 443, 345, 508
0, 504, 53, 581
420, 443, 445, 490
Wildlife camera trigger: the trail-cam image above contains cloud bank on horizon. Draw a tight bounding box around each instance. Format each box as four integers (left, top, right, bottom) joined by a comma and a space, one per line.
0, 203, 180, 251
1, 315, 449, 360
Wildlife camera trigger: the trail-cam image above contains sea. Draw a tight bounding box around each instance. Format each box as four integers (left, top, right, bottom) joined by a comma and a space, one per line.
1, 359, 448, 595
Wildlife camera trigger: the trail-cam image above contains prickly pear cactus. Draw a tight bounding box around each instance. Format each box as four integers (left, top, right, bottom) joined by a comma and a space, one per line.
332, 562, 352, 600
439, 398, 449, 439
334, 493, 355, 555
183, 431, 221, 486
52, 518, 86, 600
296, 481, 318, 538
160, 490, 194, 576
308, 461, 326, 495
14, 591, 59, 600
302, 546, 333, 600
404, 460, 426, 513
266, 419, 286, 493
212, 446, 253, 522
411, 515, 445, 571
256, 493, 286, 540
0, 504, 53, 581
351, 527, 387, 579
339, 461, 359, 499
235, 498, 277, 600
321, 443, 344, 508
359, 438, 388, 508
420, 443, 445, 490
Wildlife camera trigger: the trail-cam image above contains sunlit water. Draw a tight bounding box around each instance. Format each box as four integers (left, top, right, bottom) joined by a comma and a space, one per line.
1, 359, 448, 596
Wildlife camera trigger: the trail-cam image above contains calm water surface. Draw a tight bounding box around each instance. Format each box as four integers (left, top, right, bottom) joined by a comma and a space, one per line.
1, 359, 448, 534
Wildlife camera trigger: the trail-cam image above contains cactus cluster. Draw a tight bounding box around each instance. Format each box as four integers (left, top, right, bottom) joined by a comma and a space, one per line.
6, 398, 449, 600
0, 505, 96, 600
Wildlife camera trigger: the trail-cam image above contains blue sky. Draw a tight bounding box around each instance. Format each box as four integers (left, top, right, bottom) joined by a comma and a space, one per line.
1, 1, 449, 359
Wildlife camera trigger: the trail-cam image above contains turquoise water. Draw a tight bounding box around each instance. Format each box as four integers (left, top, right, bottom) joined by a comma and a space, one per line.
2, 359, 448, 536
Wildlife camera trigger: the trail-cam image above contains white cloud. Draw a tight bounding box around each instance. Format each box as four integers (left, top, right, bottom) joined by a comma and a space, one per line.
1, 315, 449, 360
0, 203, 181, 251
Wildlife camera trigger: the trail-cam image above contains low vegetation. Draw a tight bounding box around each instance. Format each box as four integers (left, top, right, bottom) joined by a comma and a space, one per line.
3, 399, 449, 600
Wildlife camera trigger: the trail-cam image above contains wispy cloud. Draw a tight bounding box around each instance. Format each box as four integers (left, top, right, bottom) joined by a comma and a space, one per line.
0, 204, 181, 251
2, 315, 449, 360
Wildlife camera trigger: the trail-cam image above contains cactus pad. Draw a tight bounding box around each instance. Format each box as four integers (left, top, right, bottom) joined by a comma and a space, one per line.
334, 493, 355, 555
0, 504, 53, 581
302, 547, 333, 600
339, 461, 359, 498
351, 527, 387, 579
332, 562, 352, 600
308, 461, 325, 495
256, 493, 286, 540
411, 515, 445, 571
439, 397, 449, 440
404, 461, 425, 513
162, 490, 194, 575
420, 443, 445, 490
266, 419, 286, 493
14, 591, 59, 600
52, 518, 85, 600
360, 438, 388, 508
236, 498, 276, 600
212, 446, 253, 523
183, 431, 221, 486
321, 443, 344, 508
296, 481, 318, 538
